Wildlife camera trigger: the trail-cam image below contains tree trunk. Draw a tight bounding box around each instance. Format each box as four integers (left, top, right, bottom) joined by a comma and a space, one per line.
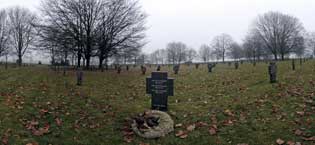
86, 56, 90, 70
274, 54, 278, 61
281, 54, 285, 61
99, 56, 104, 72
18, 54, 22, 66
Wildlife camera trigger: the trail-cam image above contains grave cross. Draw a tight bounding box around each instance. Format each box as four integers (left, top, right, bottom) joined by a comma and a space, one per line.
146, 72, 174, 111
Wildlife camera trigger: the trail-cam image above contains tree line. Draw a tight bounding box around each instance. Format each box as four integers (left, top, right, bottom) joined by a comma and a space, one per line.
1, 3, 315, 68
0, 0, 146, 69
148, 12, 315, 65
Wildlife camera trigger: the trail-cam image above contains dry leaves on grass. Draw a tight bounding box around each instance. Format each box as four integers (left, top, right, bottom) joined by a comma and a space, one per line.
175, 130, 188, 139
302, 136, 315, 141
276, 138, 285, 145
186, 124, 195, 132
208, 125, 218, 135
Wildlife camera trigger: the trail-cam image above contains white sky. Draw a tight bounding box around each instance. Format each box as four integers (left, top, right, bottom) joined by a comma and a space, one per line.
1, 0, 315, 54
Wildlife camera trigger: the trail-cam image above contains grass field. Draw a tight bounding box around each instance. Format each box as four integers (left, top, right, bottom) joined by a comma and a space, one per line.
1, 61, 315, 145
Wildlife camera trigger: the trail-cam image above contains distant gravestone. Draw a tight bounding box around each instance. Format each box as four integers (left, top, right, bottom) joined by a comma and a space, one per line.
146, 72, 174, 111
228, 62, 231, 67
117, 66, 122, 74
157, 65, 161, 71
207, 63, 213, 73
195, 64, 199, 69
292, 59, 295, 71
268, 62, 277, 83
173, 65, 180, 74
141, 65, 147, 75
76, 69, 83, 86
235, 62, 239, 69
126, 65, 129, 71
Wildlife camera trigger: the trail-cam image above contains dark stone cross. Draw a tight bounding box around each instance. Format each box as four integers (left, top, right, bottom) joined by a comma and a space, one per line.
268, 62, 277, 83
146, 72, 174, 111
156, 65, 161, 71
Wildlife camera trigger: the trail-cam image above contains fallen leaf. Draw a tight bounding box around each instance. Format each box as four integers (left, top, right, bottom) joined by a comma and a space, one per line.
303, 136, 315, 141
186, 124, 195, 132
195, 122, 208, 128
175, 123, 183, 128
276, 138, 285, 145
123, 136, 133, 143
26, 142, 39, 145
209, 125, 218, 135
296, 111, 305, 116
55, 118, 62, 126
286, 141, 295, 145
175, 130, 188, 139
294, 129, 303, 136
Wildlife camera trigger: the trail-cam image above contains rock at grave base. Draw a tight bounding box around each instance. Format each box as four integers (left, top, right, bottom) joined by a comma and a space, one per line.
131, 110, 174, 139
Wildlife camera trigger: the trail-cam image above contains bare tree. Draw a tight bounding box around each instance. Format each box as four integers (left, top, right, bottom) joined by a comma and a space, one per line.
166, 42, 187, 65
40, 0, 147, 69
7, 7, 38, 66
211, 33, 234, 62
253, 11, 304, 60
198, 44, 212, 62
96, 0, 146, 69
228, 42, 243, 61
186, 48, 197, 62
293, 36, 305, 58
0, 9, 9, 57
306, 32, 315, 57
243, 31, 265, 62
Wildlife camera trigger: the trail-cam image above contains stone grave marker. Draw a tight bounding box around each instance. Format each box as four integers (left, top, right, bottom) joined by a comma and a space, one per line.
76, 69, 83, 86
141, 65, 147, 75
292, 59, 295, 71
173, 65, 180, 74
268, 62, 277, 83
207, 63, 213, 72
117, 66, 122, 74
126, 65, 129, 71
146, 72, 174, 111
195, 64, 199, 69
235, 62, 239, 69
157, 65, 161, 71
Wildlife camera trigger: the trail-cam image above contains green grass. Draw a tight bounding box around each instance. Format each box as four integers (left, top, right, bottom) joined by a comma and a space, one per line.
0, 61, 315, 145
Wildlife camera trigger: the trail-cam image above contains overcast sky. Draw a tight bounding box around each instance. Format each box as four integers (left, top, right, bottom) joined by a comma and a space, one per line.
1, 0, 315, 54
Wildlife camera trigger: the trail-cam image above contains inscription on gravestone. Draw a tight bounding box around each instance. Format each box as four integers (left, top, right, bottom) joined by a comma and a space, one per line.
146, 72, 174, 111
